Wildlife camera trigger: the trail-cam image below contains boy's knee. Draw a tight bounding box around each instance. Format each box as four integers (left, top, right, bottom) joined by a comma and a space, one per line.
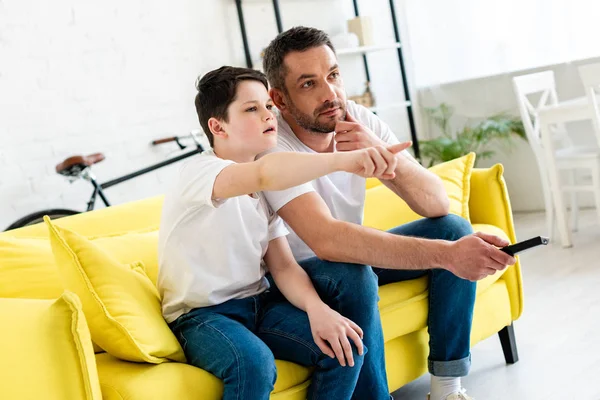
244, 346, 277, 384
223, 342, 277, 388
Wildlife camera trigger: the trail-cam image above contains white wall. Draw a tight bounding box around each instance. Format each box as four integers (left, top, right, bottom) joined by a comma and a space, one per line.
418, 57, 600, 212
401, 0, 600, 212
403, 0, 600, 88
0, 0, 235, 229
0, 0, 414, 230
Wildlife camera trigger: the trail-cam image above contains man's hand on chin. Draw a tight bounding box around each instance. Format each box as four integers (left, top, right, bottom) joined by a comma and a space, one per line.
334, 112, 387, 151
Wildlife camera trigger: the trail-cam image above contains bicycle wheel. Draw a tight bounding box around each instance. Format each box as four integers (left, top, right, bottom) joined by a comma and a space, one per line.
4, 209, 81, 232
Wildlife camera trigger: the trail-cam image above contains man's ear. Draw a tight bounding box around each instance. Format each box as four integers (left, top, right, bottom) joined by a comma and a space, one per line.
270, 88, 287, 111
208, 117, 227, 139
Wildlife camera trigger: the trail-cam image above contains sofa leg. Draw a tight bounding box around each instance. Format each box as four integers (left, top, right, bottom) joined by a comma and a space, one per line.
498, 324, 519, 364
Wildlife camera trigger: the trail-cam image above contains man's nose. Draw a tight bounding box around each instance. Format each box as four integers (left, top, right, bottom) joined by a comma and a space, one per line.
319, 82, 337, 103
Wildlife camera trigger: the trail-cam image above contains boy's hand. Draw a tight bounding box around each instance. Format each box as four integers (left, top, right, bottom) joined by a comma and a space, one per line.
335, 142, 412, 179
306, 302, 364, 367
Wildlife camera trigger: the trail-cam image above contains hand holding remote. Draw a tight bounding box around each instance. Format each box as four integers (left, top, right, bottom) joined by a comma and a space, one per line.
500, 236, 549, 256
446, 232, 517, 281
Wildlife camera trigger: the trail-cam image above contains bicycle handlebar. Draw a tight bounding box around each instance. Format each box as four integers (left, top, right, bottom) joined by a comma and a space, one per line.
151, 136, 178, 145
151, 131, 205, 148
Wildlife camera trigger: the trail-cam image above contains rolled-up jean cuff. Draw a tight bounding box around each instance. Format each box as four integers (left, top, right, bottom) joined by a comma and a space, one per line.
428, 354, 471, 377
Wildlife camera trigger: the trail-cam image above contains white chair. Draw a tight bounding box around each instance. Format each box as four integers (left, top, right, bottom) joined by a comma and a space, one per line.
578, 62, 600, 148
513, 71, 600, 247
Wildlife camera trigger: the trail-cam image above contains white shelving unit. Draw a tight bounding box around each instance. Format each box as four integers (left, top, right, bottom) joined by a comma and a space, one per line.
337, 42, 402, 56
338, 43, 410, 115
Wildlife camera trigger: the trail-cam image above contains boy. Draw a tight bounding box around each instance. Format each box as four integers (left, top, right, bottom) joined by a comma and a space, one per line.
157, 66, 408, 400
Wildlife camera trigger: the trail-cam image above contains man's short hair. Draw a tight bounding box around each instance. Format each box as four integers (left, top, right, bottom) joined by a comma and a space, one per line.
195, 66, 268, 147
263, 26, 336, 92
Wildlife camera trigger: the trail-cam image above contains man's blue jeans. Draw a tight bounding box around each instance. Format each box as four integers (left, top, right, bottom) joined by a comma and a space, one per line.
169, 289, 366, 400
373, 214, 476, 377
293, 214, 475, 399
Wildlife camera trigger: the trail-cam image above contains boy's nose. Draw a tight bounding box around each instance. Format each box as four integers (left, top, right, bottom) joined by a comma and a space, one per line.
263, 110, 274, 121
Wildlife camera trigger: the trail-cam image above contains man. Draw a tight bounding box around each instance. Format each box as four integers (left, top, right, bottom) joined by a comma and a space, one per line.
260, 27, 516, 400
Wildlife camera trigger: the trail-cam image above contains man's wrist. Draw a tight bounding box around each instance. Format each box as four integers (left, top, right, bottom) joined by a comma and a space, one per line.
424, 239, 453, 271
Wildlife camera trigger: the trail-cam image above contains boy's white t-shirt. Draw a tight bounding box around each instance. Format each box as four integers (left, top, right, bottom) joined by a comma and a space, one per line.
262, 100, 400, 262
158, 150, 288, 323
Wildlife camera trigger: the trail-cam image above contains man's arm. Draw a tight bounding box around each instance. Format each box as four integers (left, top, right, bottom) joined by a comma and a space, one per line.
276, 192, 515, 281
380, 151, 450, 218
264, 237, 364, 367
335, 112, 449, 217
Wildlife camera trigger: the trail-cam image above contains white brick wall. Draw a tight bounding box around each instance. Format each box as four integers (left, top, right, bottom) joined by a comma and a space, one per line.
0, 0, 238, 229
0, 0, 411, 230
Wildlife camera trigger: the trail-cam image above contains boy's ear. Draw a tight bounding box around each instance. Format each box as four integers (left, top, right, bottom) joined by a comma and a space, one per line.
208, 117, 227, 139
270, 88, 287, 111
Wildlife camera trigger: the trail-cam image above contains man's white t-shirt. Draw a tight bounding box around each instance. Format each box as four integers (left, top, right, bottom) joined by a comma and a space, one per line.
158, 150, 288, 323
262, 100, 400, 262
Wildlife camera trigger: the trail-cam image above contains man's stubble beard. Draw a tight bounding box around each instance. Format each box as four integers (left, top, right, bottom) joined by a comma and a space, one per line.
285, 97, 347, 135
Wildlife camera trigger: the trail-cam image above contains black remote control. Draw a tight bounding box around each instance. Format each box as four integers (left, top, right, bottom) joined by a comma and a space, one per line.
500, 236, 549, 256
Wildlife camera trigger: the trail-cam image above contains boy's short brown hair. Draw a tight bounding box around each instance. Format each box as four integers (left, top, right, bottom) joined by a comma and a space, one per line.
195, 66, 268, 147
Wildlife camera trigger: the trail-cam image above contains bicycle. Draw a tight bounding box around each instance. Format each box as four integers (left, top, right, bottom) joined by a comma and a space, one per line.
4, 131, 206, 231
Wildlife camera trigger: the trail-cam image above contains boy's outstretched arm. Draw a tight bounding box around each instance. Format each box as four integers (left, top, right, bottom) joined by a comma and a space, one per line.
264, 237, 364, 368
212, 142, 411, 200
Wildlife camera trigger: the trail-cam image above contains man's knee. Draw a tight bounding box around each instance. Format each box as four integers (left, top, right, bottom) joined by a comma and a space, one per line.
321, 261, 378, 297
318, 343, 367, 370
431, 214, 473, 241
305, 260, 379, 305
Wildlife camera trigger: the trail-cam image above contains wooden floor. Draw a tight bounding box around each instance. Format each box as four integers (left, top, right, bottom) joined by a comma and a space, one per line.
393, 209, 600, 400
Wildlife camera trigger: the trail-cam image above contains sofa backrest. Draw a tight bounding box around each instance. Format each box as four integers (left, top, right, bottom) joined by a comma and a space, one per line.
0, 163, 505, 303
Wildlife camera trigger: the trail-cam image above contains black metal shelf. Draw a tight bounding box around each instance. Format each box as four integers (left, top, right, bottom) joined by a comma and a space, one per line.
234, 0, 420, 159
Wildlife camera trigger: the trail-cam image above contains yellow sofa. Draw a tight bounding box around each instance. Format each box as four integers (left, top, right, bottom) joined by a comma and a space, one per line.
0, 163, 523, 400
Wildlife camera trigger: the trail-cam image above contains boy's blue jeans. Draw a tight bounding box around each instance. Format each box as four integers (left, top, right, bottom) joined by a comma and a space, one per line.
169, 286, 367, 400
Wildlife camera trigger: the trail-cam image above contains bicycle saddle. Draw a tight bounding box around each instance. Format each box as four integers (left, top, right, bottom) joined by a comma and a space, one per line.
56, 153, 105, 177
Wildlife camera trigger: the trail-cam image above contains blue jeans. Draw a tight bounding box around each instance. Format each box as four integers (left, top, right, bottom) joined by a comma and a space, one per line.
372, 214, 476, 377
294, 214, 475, 397
169, 290, 365, 400
289, 259, 392, 400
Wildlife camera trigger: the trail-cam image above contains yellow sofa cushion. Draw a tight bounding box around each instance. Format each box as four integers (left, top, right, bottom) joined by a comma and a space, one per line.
96, 353, 312, 400
0, 230, 160, 300
91, 230, 160, 286
0, 230, 160, 355
45, 217, 185, 364
364, 153, 475, 230
0, 236, 64, 299
0, 292, 102, 400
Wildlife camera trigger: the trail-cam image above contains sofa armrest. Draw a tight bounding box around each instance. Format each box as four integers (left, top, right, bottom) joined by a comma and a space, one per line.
469, 164, 524, 321
0, 292, 102, 399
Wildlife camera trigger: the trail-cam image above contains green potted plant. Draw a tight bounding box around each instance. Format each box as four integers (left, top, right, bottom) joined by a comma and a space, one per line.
419, 103, 527, 167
